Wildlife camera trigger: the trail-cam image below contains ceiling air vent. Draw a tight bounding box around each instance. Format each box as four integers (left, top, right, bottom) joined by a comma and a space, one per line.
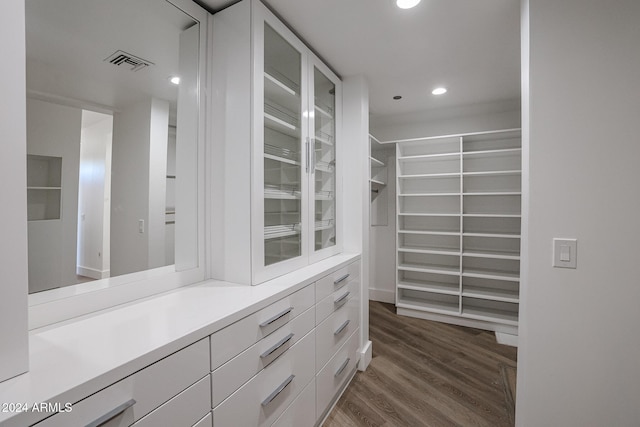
104, 50, 154, 72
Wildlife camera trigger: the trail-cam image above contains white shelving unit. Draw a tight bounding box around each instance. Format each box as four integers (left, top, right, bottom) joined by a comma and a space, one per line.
369, 135, 388, 226
394, 129, 522, 334
26, 154, 62, 221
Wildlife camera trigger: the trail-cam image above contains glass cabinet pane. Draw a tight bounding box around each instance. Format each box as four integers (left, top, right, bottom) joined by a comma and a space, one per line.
313, 67, 336, 251
263, 24, 303, 266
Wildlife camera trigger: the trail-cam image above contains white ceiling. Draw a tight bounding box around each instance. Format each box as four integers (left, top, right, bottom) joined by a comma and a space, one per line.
199, 0, 521, 121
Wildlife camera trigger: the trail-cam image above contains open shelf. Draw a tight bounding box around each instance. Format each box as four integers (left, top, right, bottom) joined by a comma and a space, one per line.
462, 297, 519, 325
398, 230, 460, 236
398, 279, 459, 295
462, 268, 519, 282
398, 263, 460, 276
399, 246, 461, 256
397, 289, 460, 315
370, 156, 385, 167
462, 250, 520, 261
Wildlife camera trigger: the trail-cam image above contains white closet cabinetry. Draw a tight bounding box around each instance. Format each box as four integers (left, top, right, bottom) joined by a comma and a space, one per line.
211, 0, 342, 285
395, 129, 521, 334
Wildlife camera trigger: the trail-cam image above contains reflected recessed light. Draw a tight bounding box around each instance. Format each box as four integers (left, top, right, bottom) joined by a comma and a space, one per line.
393, 95, 402, 100
396, 0, 421, 9
432, 87, 447, 95
169, 76, 180, 85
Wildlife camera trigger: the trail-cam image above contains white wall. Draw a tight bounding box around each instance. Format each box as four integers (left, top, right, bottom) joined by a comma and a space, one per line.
371, 99, 521, 141
111, 98, 169, 276
516, 0, 640, 425
342, 75, 372, 370
78, 112, 112, 279
0, 0, 29, 382
369, 146, 396, 304
26, 98, 82, 292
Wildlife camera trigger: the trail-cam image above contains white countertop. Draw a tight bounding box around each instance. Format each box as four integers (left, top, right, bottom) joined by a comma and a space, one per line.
0, 253, 360, 427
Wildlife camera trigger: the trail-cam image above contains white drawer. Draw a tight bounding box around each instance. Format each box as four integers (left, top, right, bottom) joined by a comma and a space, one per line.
193, 413, 212, 427
213, 329, 315, 427
316, 328, 359, 419
315, 301, 359, 370
211, 305, 315, 407
132, 376, 210, 427
210, 284, 315, 370
37, 339, 209, 427
315, 261, 360, 304
315, 275, 360, 325
272, 377, 316, 427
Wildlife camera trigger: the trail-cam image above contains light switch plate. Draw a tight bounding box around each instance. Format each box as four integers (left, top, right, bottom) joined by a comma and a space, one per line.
553, 238, 577, 268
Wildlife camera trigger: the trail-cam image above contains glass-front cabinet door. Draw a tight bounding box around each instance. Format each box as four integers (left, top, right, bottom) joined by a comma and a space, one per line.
262, 24, 305, 267
310, 65, 339, 256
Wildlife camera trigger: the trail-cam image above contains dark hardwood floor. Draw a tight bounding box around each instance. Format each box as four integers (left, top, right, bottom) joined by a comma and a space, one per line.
324, 301, 517, 427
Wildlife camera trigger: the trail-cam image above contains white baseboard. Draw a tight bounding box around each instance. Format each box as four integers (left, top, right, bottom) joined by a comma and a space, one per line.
369, 288, 395, 304
358, 340, 372, 371
76, 266, 110, 280
495, 332, 519, 347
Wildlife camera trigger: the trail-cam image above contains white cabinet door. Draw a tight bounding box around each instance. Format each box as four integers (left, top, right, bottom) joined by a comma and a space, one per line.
211, 0, 343, 285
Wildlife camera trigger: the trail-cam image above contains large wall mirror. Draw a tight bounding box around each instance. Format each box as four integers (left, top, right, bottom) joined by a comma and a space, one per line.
25, 0, 206, 323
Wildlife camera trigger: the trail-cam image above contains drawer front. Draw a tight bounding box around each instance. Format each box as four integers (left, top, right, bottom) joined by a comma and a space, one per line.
315, 275, 360, 325
315, 261, 360, 304
271, 378, 316, 427
315, 301, 359, 370
210, 284, 315, 370
213, 330, 315, 427
211, 305, 315, 407
132, 376, 211, 427
316, 328, 360, 419
193, 413, 212, 427
36, 339, 210, 427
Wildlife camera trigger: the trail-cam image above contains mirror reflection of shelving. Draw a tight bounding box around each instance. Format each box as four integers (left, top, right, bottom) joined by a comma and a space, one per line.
313, 66, 336, 252
395, 129, 522, 332
27, 155, 62, 221
263, 24, 303, 266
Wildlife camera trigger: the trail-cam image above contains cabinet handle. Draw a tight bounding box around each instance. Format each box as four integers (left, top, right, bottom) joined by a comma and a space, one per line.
334, 319, 350, 336
85, 399, 136, 427
334, 291, 350, 307
261, 374, 295, 407
305, 137, 310, 173
334, 357, 351, 378
260, 333, 294, 359
259, 307, 293, 327
311, 138, 316, 174
334, 274, 350, 285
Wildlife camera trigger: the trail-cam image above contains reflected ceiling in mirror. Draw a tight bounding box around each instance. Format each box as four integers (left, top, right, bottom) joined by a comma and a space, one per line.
25, 0, 200, 294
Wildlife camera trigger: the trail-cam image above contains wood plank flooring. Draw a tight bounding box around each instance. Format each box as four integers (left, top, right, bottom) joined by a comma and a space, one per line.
324, 301, 517, 427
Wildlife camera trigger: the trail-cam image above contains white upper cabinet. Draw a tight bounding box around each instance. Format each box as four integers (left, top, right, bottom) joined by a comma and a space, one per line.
211, 0, 342, 285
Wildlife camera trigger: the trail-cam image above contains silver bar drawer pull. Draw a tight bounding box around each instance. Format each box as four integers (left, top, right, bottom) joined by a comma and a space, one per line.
260, 333, 294, 359
334, 319, 350, 336
334, 291, 350, 306
85, 399, 136, 427
334, 273, 350, 285
334, 358, 351, 378
260, 307, 293, 327
261, 374, 295, 407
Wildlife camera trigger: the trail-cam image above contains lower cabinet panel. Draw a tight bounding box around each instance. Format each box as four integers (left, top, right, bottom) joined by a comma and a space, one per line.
271, 378, 316, 427
132, 376, 211, 427
213, 330, 316, 427
316, 328, 360, 419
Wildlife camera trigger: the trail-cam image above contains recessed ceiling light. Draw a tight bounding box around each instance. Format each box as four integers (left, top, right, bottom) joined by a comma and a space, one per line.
396, 0, 421, 9
393, 95, 402, 100
169, 76, 180, 85
432, 87, 447, 95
